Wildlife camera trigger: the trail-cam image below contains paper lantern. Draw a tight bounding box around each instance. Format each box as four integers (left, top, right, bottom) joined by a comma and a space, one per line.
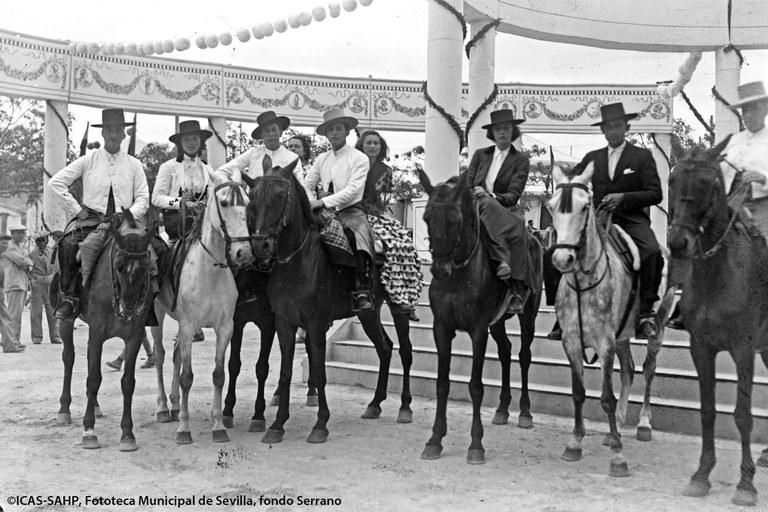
175, 38, 191, 51
195, 35, 207, 49
359, 0, 373, 5
312, 6, 327, 21
236, 28, 251, 42
205, 34, 219, 48
288, 14, 301, 29
251, 25, 264, 39
329, 2, 341, 17
342, 0, 357, 12
273, 19, 288, 33
299, 11, 313, 26
142, 42, 155, 55
125, 43, 138, 55
160, 40, 173, 53
261, 23, 274, 37
219, 32, 233, 45
153, 41, 164, 53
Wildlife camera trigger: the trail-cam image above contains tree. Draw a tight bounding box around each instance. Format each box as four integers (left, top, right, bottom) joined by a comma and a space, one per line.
137, 142, 175, 194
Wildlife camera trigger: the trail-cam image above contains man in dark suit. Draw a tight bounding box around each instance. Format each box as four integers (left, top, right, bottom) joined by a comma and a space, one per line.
466, 109, 534, 313
572, 102, 664, 338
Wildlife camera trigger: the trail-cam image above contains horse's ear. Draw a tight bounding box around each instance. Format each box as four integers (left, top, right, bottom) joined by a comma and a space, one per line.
208, 169, 223, 188
262, 154, 273, 175
576, 161, 595, 185
453, 172, 469, 200
415, 167, 434, 196
281, 158, 299, 179
551, 165, 565, 187
242, 173, 256, 189
121, 207, 136, 228
708, 134, 732, 160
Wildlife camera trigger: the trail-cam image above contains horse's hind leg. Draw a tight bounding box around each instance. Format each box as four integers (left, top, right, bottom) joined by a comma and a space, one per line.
758, 351, 768, 467
304, 335, 319, 407
119, 327, 143, 452
251, 312, 275, 433
223, 312, 246, 429
422, 322, 454, 461
637, 330, 662, 441
599, 340, 629, 477
57, 319, 75, 425
210, 320, 234, 443
170, 337, 181, 421
489, 321, 511, 426
614, 336, 634, 429
517, 306, 538, 429
358, 309, 393, 420
729, 345, 757, 507
82, 333, 105, 449
392, 308, 413, 423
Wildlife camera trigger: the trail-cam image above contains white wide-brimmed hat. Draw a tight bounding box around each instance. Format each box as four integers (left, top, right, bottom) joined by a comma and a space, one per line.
729, 81, 768, 110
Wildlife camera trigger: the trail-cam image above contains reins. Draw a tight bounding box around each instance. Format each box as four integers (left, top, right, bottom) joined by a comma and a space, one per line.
199, 180, 252, 270
109, 237, 151, 321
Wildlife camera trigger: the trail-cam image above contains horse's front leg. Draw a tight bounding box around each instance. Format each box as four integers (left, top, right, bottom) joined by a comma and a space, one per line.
211, 318, 233, 443
262, 317, 296, 444
729, 344, 757, 507
151, 310, 172, 423
614, 336, 634, 429
637, 328, 662, 441
174, 324, 194, 445
305, 322, 330, 444
391, 308, 413, 423
251, 311, 276, 433
467, 324, 490, 464
758, 351, 768, 468
561, 343, 586, 462
358, 308, 392, 419
119, 326, 143, 451
516, 306, 537, 429
489, 321, 511, 426
82, 331, 105, 449
223, 310, 246, 429
422, 321, 454, 460
599, 338, 629, 477
57, 319, 75, 425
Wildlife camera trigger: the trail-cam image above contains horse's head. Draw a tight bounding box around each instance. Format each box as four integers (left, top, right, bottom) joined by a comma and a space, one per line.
110, 208, 153, 319
667, 136, 731, 259
422, 173, 474, 279
206, 168, 254, 268
548, 163, 593, 273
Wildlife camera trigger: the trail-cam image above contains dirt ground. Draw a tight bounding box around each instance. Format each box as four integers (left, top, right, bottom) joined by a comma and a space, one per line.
2, 313, 768, 512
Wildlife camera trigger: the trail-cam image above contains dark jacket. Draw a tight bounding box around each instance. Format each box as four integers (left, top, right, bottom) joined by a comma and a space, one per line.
573, 141, 662, 225
466, 145, 530, 209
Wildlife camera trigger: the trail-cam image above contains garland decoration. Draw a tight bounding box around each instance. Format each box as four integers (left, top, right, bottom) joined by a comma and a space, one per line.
431, 0, 467, 40
465, 18, 500, 58
464, 84, 498, 146
422, 81, 463, 151
680, 89, 714, 144
711, 85, 744, 131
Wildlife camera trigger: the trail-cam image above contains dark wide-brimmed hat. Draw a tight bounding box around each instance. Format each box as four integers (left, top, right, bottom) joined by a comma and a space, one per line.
728, 81, 768, 110
169, 120, 213, 144
251, 111, 291, 139
316, 108, 358, 136
481, 109, 526, 130
92, 108, 135, 128
591, 102, 638, 126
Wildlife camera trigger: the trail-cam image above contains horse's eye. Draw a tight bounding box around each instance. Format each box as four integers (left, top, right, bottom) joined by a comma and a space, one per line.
220, 200, 229, 207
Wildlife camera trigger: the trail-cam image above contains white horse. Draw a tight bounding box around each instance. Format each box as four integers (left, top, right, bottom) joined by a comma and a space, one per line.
151, 169, 253, 444
548, 163, 670, 477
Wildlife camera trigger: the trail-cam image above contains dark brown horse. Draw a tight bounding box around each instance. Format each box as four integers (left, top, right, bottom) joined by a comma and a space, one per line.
419, 172, 543, 464
668, 139, 768, 507
245, 161, 414, 444
53, 209, 155, 451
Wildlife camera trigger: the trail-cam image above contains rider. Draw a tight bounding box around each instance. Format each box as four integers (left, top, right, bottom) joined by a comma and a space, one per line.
465, 109, 534, 314
303, 108, 376, 312
572, 102, 663, 339
47, 108, 149, 320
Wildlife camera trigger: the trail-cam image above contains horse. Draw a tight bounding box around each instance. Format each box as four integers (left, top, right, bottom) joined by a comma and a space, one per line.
52, 209, 155, 451
417, 171, 543, 464
667, 139, 768, 506
548, 162, 670, 477
150, 169, 253, 444
246, 159, 414, 444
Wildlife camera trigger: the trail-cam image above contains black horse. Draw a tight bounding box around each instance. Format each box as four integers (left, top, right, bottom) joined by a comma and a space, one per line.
245, 161, 414, 444
53, 209, 155, 451
668, 139, 768, 507
419, 172, 542, 464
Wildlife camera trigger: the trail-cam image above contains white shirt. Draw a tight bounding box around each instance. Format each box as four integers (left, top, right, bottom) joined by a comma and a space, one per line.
216, 145, 300, 181
721, 126, 768, 198
303, 144, 369, 210
607, 141, 626, 181
152, 156, 213, 210
47, 148, 149, 220
485, 146, 509, 192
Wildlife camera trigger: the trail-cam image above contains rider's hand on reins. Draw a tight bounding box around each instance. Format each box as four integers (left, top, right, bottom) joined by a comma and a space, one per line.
309, 199, 325, 210
600, 193, 624, 211
742, 171, 767, 185
472, 186, 490, 199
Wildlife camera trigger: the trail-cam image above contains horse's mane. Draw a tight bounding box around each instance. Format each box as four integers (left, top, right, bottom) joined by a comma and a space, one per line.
424, 173, 473, 234
287, 172, 323, 230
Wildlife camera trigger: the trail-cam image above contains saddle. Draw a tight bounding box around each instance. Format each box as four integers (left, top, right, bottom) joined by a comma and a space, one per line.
159, 234, 196, 312
596, 210, 640, 274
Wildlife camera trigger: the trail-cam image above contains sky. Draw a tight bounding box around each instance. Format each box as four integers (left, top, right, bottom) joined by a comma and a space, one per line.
3, 0, 768, 157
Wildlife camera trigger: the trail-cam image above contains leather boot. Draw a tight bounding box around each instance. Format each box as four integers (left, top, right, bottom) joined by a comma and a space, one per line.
506, 280, 529, 315
352, 252, 374, 313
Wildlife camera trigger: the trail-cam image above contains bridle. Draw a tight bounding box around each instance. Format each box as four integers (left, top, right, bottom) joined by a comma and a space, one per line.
110, 236, 151, 321
199, 180, 253, 270
427, 199, 480, 274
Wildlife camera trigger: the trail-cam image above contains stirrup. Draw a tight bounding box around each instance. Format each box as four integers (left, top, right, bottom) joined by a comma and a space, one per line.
351, 291, 374, 313
55, 296, 79, 320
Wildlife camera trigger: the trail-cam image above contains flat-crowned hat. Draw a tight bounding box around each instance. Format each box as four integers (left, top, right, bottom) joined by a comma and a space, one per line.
316, 108, 358, 136
728, 81, 768, 109
92, 108, 135, 128
481, 109, 526, 130
251, 110, 291, 139
591, 102, 638, 126
6, 219, 26, 232
169, 120, 212, 144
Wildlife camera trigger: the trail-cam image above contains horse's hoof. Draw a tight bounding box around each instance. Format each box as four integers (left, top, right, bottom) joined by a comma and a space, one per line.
82, 435, 100, 450
156, 411, 173, 423
175, 431, 193, 445
561, 447, 582, 462
732, 488, 758, 507
56, 412, 72, 425
307, 428, 329, 444
602, 433, 613, 447
491, 411, 509, 425
262, 429, 284, 444
170, 410, 179, 422
249, 419, 266, 433
517, 413, 533, 430
222, 416, 234, 429
397, 408, 413, 424
269, 395, 280, 407
94, 406, 104, 419
421, 444, 442, 460
757, 451, 768, 468
609, 458, 630, 478
467, 448, 486, 465
305, 395, 319, 407
682, 479, 711, 498
119, 438, 138, 452
636, 426, 652, 442
361, 405, 381, 419
212, 430, 230, 443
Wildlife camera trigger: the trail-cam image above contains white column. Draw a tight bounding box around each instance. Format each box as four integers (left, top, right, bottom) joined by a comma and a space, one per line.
467, 15, 496, 154
714, 48, 741, 143
650, 133, 671, 251
42, 100, 70, 233
425, 0, 463, 183
206, 116, 228, 169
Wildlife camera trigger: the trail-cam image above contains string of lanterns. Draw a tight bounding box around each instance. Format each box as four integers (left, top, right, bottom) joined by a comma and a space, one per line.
68, 0, 374, 57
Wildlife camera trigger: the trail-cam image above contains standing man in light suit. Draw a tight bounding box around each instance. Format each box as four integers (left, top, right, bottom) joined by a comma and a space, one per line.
3, 221, 32, 349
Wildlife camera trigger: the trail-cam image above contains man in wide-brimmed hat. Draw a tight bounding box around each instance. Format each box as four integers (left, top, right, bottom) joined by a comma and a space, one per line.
47, 108, 149, 320
571, 102, 663, 339
304, 107, 376, 311
2, 221, 33, 350
28, 230, 60, 344
216, 110, 301, 181
466, 108, 536, 315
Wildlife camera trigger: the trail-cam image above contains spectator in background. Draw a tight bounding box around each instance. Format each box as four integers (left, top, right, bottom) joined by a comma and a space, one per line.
3, 221, 32, 351
0, 234, 22, 353
285, 134, 313, 181
29, 231, 60, 344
